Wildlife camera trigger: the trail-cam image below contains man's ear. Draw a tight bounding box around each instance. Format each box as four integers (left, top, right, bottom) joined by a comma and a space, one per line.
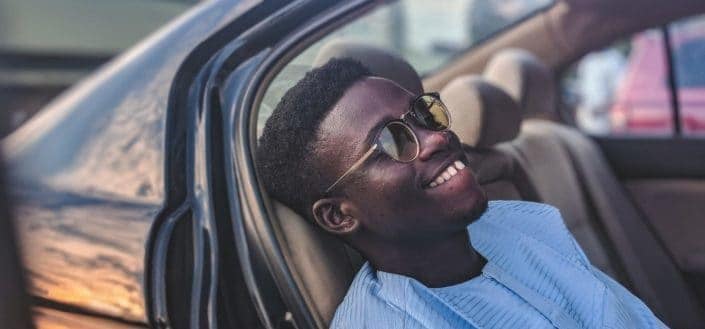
312, 198, 360, 236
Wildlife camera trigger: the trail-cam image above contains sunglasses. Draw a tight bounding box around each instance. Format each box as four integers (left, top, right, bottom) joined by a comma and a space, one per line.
325, 92, 451, 193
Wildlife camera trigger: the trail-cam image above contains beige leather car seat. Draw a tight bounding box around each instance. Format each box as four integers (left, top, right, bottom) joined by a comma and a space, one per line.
440, 75, 538, 201
484, 49, 705, 327
485, 49, 620, 280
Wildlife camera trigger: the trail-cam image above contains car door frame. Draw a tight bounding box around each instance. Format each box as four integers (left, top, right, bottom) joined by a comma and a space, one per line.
221, 2, 376, 327
149, 1, 380, 329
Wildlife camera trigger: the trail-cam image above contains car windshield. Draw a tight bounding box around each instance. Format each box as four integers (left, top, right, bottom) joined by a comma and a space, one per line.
333, 0, 553, 75
258, 0, 553, 135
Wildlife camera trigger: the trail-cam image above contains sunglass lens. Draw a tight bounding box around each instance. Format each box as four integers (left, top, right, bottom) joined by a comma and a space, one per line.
413, 95, 450, 131
378, 122, 418, 162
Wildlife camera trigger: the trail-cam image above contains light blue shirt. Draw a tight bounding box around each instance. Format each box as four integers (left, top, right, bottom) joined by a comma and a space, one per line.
330, 201, 667, 328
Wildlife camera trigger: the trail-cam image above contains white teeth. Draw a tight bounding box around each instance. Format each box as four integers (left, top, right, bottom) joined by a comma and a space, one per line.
428, 161, 467, 188
448, 166, 458, 175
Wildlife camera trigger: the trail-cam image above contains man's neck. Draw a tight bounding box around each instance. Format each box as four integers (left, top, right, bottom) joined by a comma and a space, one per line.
366, 230, 486, 288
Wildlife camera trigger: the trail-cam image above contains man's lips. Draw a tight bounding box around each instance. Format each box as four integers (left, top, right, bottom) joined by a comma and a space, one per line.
426, 160, 468, 189
421, 153, 468, 189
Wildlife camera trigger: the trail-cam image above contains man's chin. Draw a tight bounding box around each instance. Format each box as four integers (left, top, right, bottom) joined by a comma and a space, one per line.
459, 189, 488, 226
465, 192, 489, 223
444, 188, 488, 227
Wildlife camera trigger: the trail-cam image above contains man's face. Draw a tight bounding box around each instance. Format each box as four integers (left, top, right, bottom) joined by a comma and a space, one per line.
315, 77, 487, 244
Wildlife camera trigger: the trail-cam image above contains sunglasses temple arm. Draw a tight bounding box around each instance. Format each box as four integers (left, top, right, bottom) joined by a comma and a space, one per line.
325, 144, 378, 194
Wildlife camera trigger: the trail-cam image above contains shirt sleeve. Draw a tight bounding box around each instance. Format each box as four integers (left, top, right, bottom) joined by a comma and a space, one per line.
560, 211, 668, 328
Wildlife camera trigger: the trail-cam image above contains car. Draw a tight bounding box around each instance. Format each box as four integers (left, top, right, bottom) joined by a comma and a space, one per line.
583, 29, 705, 134
2, 0, 705, 328
566, 14, 705, 135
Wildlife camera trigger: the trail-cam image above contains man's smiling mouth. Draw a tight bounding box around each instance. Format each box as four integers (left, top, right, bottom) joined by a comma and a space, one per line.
426, 160, 466, 188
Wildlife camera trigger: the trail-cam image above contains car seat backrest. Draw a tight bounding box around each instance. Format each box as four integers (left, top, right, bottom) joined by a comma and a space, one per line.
484, 48, 559, 121
540, 121, 705, 327
484, 49, 705, 327
312, 39, 424, 95
270, 201, 362, 327
440, 75, 521, 148
440, 75, 538, 201
483, 49, 624, 281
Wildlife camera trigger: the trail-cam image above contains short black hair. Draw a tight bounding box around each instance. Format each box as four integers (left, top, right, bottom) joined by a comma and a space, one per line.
256, 58, 371, 219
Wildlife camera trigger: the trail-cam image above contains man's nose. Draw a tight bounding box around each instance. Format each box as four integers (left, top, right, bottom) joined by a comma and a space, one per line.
416, 129, 451, 161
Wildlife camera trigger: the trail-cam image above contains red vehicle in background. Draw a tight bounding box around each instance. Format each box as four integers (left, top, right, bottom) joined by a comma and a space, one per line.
611, 30, 705, 135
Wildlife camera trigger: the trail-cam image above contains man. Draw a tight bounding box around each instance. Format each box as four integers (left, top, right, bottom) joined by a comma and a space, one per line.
256, 58, 666, 328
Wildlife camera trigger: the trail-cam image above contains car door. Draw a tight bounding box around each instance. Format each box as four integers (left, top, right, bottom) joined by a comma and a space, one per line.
154, 1, 382, 328
563, 14, 705, 308
1, 1, 258, 328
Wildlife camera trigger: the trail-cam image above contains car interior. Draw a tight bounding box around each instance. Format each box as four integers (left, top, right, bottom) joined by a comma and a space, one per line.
250, 0, 705, 328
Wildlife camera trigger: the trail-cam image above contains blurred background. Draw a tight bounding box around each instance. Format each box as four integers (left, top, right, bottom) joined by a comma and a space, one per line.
0, 0, 200, 137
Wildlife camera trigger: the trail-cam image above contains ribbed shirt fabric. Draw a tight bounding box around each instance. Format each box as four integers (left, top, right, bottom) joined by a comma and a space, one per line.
430, 272, 553, 328
330, 201, 667, 329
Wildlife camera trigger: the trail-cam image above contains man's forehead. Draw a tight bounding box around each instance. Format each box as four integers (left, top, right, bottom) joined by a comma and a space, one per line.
322, 77, 413, 136
313, 77, 414, 174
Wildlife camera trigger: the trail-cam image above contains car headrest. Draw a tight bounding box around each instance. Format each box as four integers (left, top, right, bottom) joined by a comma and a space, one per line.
312, 39, 424, 94
483, 48, 558, 120
440, 75, 521, 148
